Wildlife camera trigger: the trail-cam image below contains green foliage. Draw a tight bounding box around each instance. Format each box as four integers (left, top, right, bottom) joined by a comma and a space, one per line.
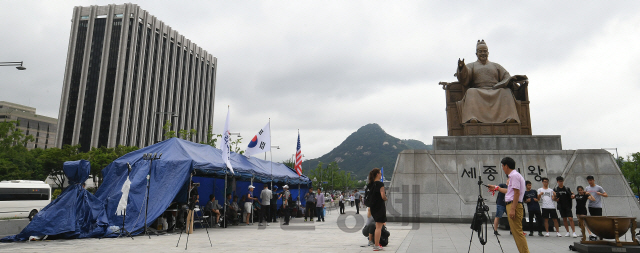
621, 152, 640, 196
1, 121, 139, 189
78, 145, 139, 187
203, 125, 219, 148
51, 188, 62, 200
163, 120, 176, 139
0, 121, 45, 181
302, 123, 432, 182
305, 161, 361, 192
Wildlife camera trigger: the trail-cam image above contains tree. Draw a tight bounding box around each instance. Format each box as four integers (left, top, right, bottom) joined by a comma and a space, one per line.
621, 152, 640, 196
0, 121, 44, 181
79, 145, 139, 186
38, 145, 82, 189
202, 125, 219, 148
163, 120, 176, 139
178, 129, 189, 139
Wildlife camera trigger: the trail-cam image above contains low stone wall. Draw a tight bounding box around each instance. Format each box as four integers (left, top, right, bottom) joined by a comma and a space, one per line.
0, 219, 29, 238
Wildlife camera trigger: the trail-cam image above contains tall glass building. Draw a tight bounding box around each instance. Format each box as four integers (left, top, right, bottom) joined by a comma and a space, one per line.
56, 4, 217, 151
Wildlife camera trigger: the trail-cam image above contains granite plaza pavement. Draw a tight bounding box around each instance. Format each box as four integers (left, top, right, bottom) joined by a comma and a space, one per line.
1, 204, 630, 253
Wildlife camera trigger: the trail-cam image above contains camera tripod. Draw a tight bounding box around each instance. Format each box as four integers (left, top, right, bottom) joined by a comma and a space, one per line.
468, 176, 504, 253
176, 174, 212, 250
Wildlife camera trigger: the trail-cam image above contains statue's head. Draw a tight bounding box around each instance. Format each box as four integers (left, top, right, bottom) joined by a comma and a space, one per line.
476, 40, 489, 64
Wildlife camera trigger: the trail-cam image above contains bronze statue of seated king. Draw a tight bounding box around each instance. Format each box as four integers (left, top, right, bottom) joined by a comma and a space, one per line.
439, 40, 532, 136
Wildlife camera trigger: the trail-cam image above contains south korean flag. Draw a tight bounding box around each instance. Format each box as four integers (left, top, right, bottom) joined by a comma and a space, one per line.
244, 122, 271, 157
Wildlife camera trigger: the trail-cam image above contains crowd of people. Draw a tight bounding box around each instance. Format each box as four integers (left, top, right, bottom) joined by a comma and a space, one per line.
489, 157, 609, 253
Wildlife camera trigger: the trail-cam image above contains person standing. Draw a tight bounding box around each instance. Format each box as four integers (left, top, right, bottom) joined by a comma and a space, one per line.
339, 192, 345, 214
554, 176, 577, 237
523, 181, 543, 236
245, 185, 259, 225
575, 186, 595, 237
316, 188, 325, 222
488, 157, 529, 253
350, 194, 355, 207
368, 168, 387, 252
304, 188, 316, 221
270, 186, 280, 222
537, 177, 561, 237
354, 190, 362, 214
259, 184, 272, 226
585, 175, 608, 216
493, 183, 508, 236
282, 185, 291, 225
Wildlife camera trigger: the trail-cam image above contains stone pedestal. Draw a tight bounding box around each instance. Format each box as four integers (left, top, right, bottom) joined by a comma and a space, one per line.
387, 135, 640, 223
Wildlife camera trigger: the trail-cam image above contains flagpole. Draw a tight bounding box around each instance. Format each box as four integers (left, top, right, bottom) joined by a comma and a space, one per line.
269, 118, 272, 189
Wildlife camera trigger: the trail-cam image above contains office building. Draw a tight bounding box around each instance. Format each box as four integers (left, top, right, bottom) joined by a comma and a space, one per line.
56, 4, 217, 151
0, 101, 57, 150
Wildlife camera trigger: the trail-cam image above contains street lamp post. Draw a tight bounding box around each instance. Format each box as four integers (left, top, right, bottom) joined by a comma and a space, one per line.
0, 61, 26, 70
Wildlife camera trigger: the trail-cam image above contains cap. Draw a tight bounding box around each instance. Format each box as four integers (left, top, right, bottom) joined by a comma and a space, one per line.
283, 185, 289, 189
273, 185, 279, 190
248, 185, 255, 189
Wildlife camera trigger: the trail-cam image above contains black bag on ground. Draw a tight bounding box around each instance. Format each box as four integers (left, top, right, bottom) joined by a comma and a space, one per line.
362, 224, 390, 246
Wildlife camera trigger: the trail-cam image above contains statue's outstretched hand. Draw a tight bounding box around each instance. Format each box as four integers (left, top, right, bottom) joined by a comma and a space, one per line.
457, 58, 465, 71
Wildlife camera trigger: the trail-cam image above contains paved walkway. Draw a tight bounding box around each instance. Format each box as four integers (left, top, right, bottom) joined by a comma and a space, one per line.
0, 205, 634, 252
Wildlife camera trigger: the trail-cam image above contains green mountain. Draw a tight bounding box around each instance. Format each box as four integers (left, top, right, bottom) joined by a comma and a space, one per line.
302, 123, 432, 181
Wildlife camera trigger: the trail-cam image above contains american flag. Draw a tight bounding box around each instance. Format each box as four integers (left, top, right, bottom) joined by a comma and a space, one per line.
294, 132, 302, 176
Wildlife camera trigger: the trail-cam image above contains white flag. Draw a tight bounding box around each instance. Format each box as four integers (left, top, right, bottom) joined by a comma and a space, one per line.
222, 108, 234, 173
244, 122, 271, 157
116, 177, 131, 216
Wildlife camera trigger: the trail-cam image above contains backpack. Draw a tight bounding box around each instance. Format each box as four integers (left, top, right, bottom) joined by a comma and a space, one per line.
364, 183, 374, 207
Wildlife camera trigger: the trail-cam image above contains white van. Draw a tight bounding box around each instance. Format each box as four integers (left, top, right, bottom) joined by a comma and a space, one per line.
0, 180, 51, 220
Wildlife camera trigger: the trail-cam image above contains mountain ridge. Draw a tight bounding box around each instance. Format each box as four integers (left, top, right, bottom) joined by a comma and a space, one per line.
302, 123, 432, 180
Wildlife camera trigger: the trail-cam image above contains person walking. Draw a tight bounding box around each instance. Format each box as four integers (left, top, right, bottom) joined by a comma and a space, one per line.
488, 157, 529, 253
523, 181, 544, 236
339, 192, 345, 214
367, 168, 387, 251
259, 184, 272, 226
537, 177, 561, 237
493, 182, 508, 236
304, 188, 316, 221
354, 190, 361, 214
554, 176, 577, 237
315, 188, 325, 222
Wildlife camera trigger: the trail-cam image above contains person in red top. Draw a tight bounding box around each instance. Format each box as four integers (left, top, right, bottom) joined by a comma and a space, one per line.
488, 157, 529, 253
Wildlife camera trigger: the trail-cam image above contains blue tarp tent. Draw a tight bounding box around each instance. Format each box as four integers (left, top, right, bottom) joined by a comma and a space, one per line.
95, 138, 310, 236
2, 138, 311, 241
2, 160, 107, 241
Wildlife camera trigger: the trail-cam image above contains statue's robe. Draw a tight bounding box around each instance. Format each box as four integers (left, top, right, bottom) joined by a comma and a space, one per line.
456, 60, 520, 124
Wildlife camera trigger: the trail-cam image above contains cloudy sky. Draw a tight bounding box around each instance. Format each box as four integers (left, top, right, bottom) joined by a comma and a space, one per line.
1, 1, 639, 163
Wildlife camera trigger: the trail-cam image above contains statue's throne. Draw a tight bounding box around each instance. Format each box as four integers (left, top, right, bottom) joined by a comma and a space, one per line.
439, 76, 532, 136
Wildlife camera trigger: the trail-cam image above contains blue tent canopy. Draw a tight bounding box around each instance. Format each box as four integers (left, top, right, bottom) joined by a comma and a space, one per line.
94, 138, 310, 235
2, 160, 107, 241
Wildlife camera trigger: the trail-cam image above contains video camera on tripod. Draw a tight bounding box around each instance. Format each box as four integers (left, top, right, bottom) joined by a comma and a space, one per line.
467, 176, 504, 253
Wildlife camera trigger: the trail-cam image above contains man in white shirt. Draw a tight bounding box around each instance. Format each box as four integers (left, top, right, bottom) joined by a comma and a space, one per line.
339, 193, 345, 214
259, 184, 272, 226
537, 177, 561, 237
